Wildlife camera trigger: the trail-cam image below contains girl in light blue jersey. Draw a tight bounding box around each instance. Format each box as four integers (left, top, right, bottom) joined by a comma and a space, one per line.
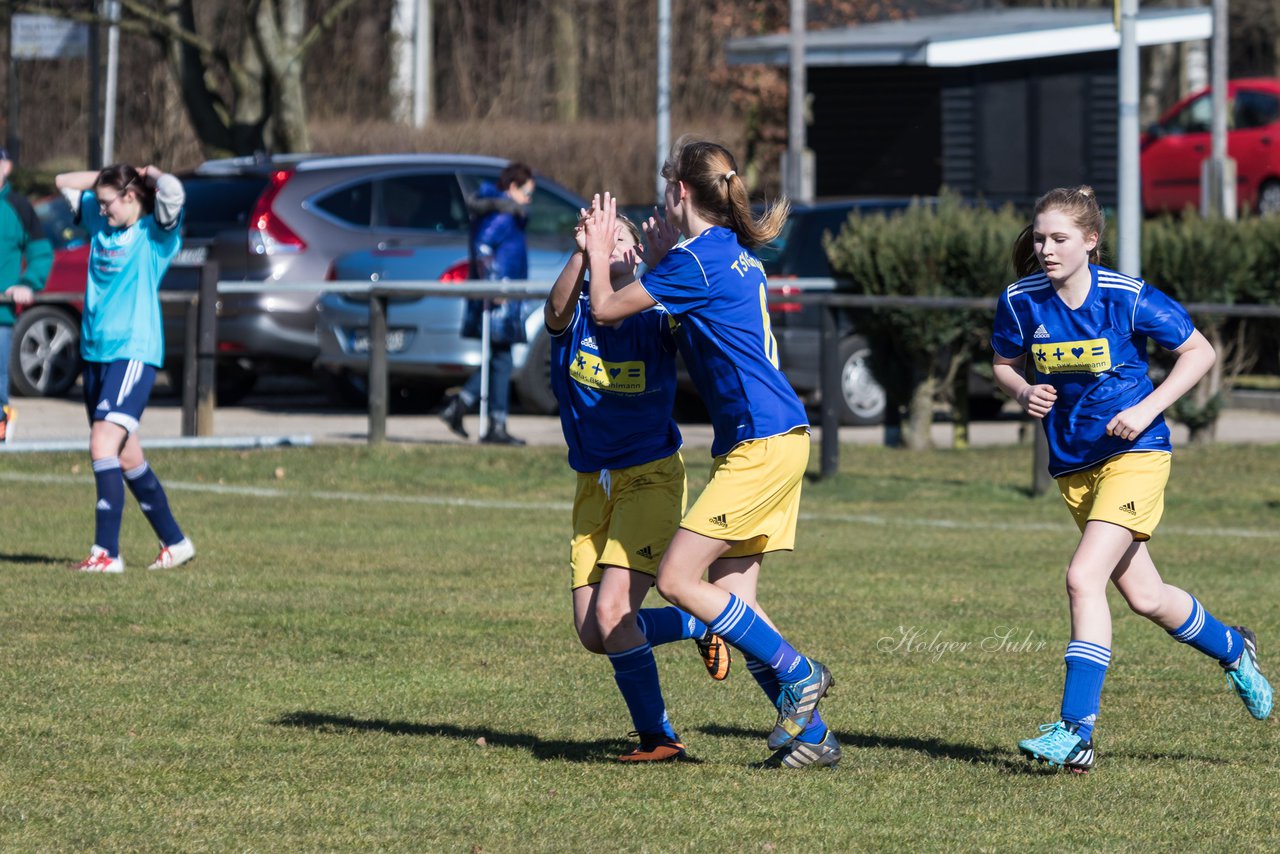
56, 164, 194, 575
546, 208, 730, 762
993, 186, 1272, 773
583, 136, 839, 769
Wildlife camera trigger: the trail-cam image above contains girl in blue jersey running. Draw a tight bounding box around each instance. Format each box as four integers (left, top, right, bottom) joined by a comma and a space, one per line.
546, 207, 731, 762
56, 165, 195, 575
583, 136, 839, 769
992, 186, 1272, 773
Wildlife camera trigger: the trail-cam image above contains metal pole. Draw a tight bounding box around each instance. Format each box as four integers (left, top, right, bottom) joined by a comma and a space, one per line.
102, 0, 120, 165
788, 0, 809, 202
6, 56, 18, 167
1117, 0, 1141, 277
195, 260, 219, 436
818, 301, 839, 479
1205, 0, 1235, 219
656, 0, 671, 205
413, 0, 431, 127
368, 293, 388, 445
87, 6, 102, 168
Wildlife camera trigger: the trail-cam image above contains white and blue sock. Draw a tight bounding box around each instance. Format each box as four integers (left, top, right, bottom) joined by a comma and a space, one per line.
709, 594, 807, 683
636, 607, 708, 646
746, 655, 828, 742
608, 643, 677, 739
124, 462, 185, 546
1169, 597, 1243, 666
92, 457, 125, 557
1060, 640, 1110, 741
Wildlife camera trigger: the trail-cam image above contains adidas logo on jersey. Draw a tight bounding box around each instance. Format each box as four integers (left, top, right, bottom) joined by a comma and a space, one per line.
709, 514, 728, 528
1033, 324, 1051, 339
96, 399, 111, 411
1119, 501, 1137, 516
636, 545, 654, 559
580, 336, 598, 351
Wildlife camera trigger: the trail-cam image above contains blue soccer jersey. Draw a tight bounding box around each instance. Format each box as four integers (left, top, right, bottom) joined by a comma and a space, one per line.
991, 264, 1196, 477
549, 289, 682, 473
78, 189, 183, 367
639, 227, 808, 457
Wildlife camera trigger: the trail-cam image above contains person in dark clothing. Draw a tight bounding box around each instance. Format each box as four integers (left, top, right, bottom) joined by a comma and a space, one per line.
439, 162, 536, 446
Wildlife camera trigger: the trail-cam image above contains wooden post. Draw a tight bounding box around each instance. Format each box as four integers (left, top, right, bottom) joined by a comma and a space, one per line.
195, 260, 218, 436
818, 300, 840, 479
180, 294, 198, 436
368, 292, 388, 445
1031, 421, 1053, 496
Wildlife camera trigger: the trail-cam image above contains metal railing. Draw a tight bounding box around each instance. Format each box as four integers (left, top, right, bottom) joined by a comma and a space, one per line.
7, 271, 1280, 488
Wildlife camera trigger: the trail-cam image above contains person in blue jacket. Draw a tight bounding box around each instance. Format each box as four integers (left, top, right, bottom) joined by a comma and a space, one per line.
56, 164, 195, 574
439, 162, 536, 446
993, 185, 1272, 773
0, 147, 54, 443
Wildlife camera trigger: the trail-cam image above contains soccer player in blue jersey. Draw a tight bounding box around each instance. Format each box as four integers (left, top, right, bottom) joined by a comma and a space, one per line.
582, 136, 839, 769
546, 208, 731, 762
992, 186, 1273, 773
56, 165, 195, 574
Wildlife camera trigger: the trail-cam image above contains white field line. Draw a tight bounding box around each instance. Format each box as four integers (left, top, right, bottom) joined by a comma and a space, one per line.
2, 471, 1276, 540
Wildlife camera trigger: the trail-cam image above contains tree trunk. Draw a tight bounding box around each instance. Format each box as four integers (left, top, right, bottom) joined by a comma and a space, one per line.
905, 371, 937, 451
551, 1, 579, 122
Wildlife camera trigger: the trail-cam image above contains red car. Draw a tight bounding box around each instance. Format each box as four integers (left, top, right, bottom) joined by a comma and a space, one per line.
1141, 78, 1280, 215
8, 195, 88, 397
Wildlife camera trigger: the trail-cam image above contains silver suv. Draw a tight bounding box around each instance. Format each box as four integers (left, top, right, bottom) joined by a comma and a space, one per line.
208, 153, 579, 400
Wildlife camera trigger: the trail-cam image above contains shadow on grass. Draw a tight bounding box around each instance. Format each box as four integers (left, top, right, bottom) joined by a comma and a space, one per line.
272, 710, 703, 764
0, 552, 76, 566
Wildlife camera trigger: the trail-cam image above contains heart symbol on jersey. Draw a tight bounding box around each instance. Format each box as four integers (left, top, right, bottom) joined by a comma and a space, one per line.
609, 368, 622, 378
1071, 347, 1084, 358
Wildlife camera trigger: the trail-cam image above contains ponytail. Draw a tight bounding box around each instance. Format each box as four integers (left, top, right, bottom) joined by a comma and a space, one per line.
662, 135, 788, 249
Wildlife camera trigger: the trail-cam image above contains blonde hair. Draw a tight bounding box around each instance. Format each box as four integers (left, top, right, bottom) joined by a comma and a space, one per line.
662, 134, 788, 249
616, 213, 643, 247
1012, 185, 1105, 278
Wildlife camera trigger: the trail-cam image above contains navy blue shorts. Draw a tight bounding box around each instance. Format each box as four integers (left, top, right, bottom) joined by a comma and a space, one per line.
83, 360, 157, 435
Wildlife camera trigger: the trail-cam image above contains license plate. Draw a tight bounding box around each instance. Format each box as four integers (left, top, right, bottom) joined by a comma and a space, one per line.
172, 246, 208, 267
350, 328, 409, 354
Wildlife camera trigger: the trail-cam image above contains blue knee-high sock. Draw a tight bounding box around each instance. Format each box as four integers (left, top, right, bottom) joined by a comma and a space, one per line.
92, 457, 125, 557
608, 643, 676, 739
124, 462, 185, 546
1169, 597, 1243, 666
1061, 641, 1110, 741
709, 594, 806, 683
746, 655, 827, 742
636, 607, 708, 646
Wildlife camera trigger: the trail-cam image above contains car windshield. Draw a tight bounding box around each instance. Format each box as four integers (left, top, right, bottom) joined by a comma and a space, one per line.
35, 195, 88, 250
181, 175, 270, 239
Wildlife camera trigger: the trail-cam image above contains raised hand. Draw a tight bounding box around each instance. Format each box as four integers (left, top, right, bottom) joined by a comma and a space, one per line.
639, 207, 680, 268
583, 192, 618, 260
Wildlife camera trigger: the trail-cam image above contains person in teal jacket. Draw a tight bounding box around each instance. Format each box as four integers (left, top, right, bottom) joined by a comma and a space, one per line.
0, 147, 54, 443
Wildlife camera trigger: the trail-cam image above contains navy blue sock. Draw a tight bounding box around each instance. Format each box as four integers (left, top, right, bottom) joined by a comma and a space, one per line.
746, 655, 827, 742
709, 594, 806, 683
124, 461, 185, 546
92, 457, 125, 557
608, 643, 676, 739
1169, 597, 1243, 666
1060, 641, 1110, 741
636, 607, 708, 646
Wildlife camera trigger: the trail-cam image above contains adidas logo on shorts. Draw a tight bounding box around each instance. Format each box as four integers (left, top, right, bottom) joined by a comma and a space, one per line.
709, 514, 728, 528
1119, 501, 1137, 515
636, 545, 654, 559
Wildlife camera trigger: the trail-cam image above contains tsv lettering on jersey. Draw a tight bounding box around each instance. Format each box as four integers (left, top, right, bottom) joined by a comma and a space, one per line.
730, 250, 765, 278
571, 350, 647, 393
1032, 338, 1112, 374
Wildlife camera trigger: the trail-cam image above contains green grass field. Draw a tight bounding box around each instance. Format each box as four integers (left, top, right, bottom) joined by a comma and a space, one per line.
2, 441, 1278, 852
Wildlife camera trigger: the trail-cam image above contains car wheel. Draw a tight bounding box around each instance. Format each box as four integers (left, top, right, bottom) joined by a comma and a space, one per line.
10, 305, 81, 397
1257, 180, 1280, 216
838, 336, 886, 426
514, 329, 559, 415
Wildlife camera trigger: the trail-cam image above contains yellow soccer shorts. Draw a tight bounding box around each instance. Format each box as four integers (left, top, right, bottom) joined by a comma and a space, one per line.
1057, 451, 1171, 541
569, 450, 687, 590
682, 426, 810, 558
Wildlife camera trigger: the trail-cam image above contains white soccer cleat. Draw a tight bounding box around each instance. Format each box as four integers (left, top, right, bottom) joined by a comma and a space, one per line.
75, 546, 124, 574
147, 537, 196, 571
